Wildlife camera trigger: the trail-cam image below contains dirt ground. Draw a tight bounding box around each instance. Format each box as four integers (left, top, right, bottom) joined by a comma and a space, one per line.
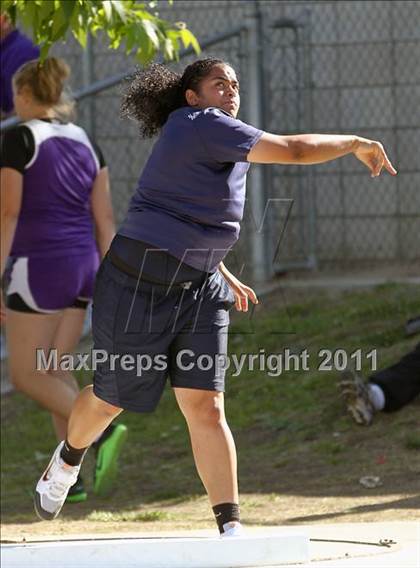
2, 486, 419, 543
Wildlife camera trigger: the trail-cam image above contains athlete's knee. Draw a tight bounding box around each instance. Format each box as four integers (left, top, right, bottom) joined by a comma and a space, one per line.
186, 394, 225, 428
9, 367, 40, 392
202, 406, 224, 428
83, 385, 123, 418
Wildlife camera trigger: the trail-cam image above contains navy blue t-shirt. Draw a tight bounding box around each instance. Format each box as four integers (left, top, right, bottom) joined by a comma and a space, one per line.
118, 106, 263, 272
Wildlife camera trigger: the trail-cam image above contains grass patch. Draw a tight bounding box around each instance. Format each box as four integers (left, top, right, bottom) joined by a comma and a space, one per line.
87, 510, 172, 523
313, 440, 344, 456
405, 433, 420, 450
1, 283, 419, 525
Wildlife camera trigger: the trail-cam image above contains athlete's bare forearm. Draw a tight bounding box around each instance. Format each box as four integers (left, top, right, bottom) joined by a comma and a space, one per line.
248, 133, 397, 177
282, 134, 359, 164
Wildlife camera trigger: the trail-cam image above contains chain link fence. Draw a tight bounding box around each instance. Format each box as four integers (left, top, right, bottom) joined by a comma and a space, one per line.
47, 0, 420, 278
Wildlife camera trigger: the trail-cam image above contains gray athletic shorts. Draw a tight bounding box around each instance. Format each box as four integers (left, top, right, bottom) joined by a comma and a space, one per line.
92, 255, 236, 413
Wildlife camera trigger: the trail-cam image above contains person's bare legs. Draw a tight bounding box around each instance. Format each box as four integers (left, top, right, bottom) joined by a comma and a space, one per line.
6, 310, 79, 420
51, 401, 76, 440
67, 385, 122, 449
174, 387, 238, 505
49, 307, 86, 440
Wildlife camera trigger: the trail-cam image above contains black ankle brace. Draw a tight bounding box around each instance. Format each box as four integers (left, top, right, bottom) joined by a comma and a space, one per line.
60, 440, 88, 466
212, 502, 240, 534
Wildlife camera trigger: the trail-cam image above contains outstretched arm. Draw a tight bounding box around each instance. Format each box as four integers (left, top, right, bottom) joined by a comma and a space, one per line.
247, 133, 397, 178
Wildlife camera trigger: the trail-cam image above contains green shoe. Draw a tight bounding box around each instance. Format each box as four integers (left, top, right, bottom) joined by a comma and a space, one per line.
94, 424, 128, 495
66, 474, 87, 503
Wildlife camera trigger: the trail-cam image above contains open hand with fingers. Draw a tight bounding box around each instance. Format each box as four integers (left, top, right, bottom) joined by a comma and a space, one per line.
353, 137, 397, 178
228, 277, 259, 312
218, 262, 259, 312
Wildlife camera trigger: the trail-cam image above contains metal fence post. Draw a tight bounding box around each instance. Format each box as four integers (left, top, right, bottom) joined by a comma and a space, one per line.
246, 2, 270, 283
300, 9, 317, 269
81, 33, 95, 138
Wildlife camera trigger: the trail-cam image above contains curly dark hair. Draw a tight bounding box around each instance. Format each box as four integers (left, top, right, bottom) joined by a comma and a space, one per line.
120, 58, 229, 138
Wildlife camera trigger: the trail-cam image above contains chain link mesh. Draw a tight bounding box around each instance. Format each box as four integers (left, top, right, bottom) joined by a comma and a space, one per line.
51, 0, 420, 273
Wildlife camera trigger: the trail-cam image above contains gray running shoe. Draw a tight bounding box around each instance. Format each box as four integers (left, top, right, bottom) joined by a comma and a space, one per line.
338, 369, 375, 426
34, 441, 80, 520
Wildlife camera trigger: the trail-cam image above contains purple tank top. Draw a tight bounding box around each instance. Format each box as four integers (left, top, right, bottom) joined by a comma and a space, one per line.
11, 119, 99, 258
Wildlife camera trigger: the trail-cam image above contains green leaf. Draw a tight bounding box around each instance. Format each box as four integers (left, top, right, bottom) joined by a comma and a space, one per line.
73, 25, 87, 48
179, 28, 200, 54
132, 23, 158, 64
20, 0, 38, 32
163, 36, 174, 60
141, 19, 160, 49
38, 0, 55, 20
8, 0, 199, 66
125, 25, 137, 53
111, 0, 127, 23
39, 41, 52, 61
51, 8, 67, 40
102, 0, 113, 22
70, 0, 80, 28
60, 0, 76, 21
132, 7, 155, 21
135, 48, 151, 66
107, 27, 121, 50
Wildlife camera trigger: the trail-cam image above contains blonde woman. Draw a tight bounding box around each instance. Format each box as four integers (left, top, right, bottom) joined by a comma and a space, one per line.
0, 58, 127, 502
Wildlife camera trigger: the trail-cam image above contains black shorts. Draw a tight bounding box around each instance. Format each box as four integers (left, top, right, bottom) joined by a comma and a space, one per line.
92, 255, 236, 413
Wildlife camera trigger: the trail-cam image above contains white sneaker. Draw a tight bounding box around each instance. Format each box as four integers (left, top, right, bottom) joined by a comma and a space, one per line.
34, 441, 80, 520
220, 521, 244, 538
